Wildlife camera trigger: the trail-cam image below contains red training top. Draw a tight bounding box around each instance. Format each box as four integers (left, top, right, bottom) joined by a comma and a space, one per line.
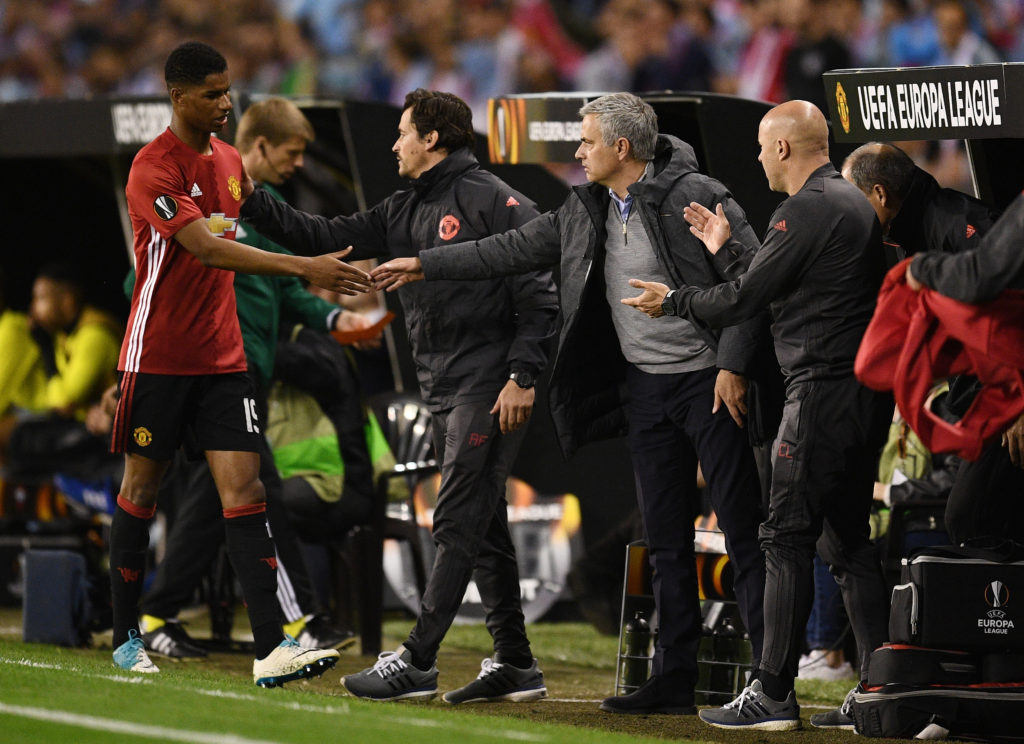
855, 258, 1024, 460
120, 128, 247, 375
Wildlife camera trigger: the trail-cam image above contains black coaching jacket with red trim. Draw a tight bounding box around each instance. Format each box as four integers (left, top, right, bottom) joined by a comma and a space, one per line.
240, 148, 558, 412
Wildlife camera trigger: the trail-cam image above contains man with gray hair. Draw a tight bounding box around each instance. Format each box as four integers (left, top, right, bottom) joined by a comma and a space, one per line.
373, 92, 770, 715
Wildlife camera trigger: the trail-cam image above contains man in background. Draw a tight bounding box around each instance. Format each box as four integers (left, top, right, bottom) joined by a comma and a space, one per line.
845, 142, 1024, 547
0, 263, 121, 472
842, 141, 998, 261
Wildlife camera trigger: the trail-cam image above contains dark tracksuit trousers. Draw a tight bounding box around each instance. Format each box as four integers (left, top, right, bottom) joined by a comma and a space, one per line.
759, 375, 892, 688
405, 400, 531, 666
624, 365, 767, 689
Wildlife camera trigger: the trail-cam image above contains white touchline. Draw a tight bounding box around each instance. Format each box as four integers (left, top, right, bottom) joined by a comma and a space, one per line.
0, 657, 551, 741
0, 702, 285, 744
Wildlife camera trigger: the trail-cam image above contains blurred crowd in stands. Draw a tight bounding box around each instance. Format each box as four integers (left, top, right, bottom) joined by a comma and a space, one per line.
4, 0, 1014, 192
3, 0, 1021, 114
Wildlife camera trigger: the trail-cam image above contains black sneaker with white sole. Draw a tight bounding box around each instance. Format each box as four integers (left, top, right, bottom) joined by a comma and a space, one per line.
809, 685, 857, 729
443, 657, 547, 704
142, 621, 208, 661
342, 645, 439, 701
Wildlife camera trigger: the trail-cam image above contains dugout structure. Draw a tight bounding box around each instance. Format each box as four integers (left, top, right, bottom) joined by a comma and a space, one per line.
823, 62, 1024, 208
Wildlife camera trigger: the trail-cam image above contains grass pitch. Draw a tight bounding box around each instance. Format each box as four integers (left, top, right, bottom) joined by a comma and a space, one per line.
0, 610, 874, 744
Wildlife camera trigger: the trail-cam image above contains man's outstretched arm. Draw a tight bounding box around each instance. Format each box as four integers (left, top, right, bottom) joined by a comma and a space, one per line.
175, 220, 372, 295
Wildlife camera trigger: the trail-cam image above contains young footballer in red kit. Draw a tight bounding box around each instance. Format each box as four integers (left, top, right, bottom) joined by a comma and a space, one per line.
109, 40, 371, 686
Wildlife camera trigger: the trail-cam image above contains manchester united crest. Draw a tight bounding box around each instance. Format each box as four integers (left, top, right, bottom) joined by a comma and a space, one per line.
133, 427, 153, 447
228, 175, 241, 201
439, 214, 460, 240
836, 82, 851, 135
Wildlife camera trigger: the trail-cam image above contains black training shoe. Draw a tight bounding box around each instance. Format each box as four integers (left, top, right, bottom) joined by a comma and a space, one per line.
809, 685, 856, 730
443, 657, 547, 704
142, 621, 208, 661
600, 675, 696, 715
297, 614, 357, 651
698, 679, 801, 730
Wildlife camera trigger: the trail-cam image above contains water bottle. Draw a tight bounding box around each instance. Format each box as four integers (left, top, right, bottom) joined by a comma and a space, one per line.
622, 610, 652, 689
710, 621, 739, 696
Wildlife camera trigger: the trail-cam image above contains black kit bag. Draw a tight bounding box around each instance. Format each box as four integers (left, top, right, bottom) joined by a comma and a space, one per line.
866, 644, 981, 687
22, 549, 92, 646
852, 682, 1024, 741
889, 544, 1024, 651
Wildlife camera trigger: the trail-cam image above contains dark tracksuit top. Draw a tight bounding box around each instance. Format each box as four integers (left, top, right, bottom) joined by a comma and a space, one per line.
885, 165, 1001, 418
240, 147, 558, 412
887, 166, 999, 262
911, 190, 1024, 303
669, 163, 886, 383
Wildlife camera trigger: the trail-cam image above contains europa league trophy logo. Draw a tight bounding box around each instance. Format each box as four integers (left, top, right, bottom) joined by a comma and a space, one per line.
986, 580, 1009, 608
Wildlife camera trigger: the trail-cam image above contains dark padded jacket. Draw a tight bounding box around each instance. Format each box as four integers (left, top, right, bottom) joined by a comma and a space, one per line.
672, 164, 885, 383
419, 134, 764, 459
911, 191, 1024, 303
240, 148, 558, 411
888, 167, 998, 260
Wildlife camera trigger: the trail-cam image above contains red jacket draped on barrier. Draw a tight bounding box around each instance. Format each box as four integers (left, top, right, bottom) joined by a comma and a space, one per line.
855, 258, 1024, 460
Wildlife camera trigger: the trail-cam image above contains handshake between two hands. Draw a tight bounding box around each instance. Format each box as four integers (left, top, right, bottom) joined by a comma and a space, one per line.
307, 249, 423, 296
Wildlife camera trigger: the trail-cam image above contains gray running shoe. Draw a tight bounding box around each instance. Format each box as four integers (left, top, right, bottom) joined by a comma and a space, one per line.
698, 679, 801, 730
809, 685, 856, 730
443, 657, 547, 704
342, 645, 439, 701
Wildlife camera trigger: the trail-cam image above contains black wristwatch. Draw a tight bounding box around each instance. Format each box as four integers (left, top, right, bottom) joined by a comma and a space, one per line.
661, 289, 677, 317
509, 371, 535, 389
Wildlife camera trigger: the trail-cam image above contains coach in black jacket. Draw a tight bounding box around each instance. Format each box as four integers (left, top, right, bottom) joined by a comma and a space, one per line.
241, 90, 558, 703
374, 93, 769, 715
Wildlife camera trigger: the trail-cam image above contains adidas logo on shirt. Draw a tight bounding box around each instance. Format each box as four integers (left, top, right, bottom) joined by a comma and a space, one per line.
506, 196, 520, 207
191, 183, 203, 198
773, 219, 787, 232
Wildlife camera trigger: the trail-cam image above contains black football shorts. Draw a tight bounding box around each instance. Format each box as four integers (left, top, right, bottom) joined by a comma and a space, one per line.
111, 371, 261, 459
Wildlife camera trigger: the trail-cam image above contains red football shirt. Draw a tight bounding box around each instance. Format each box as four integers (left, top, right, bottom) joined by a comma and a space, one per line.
120, 128, 247, 375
